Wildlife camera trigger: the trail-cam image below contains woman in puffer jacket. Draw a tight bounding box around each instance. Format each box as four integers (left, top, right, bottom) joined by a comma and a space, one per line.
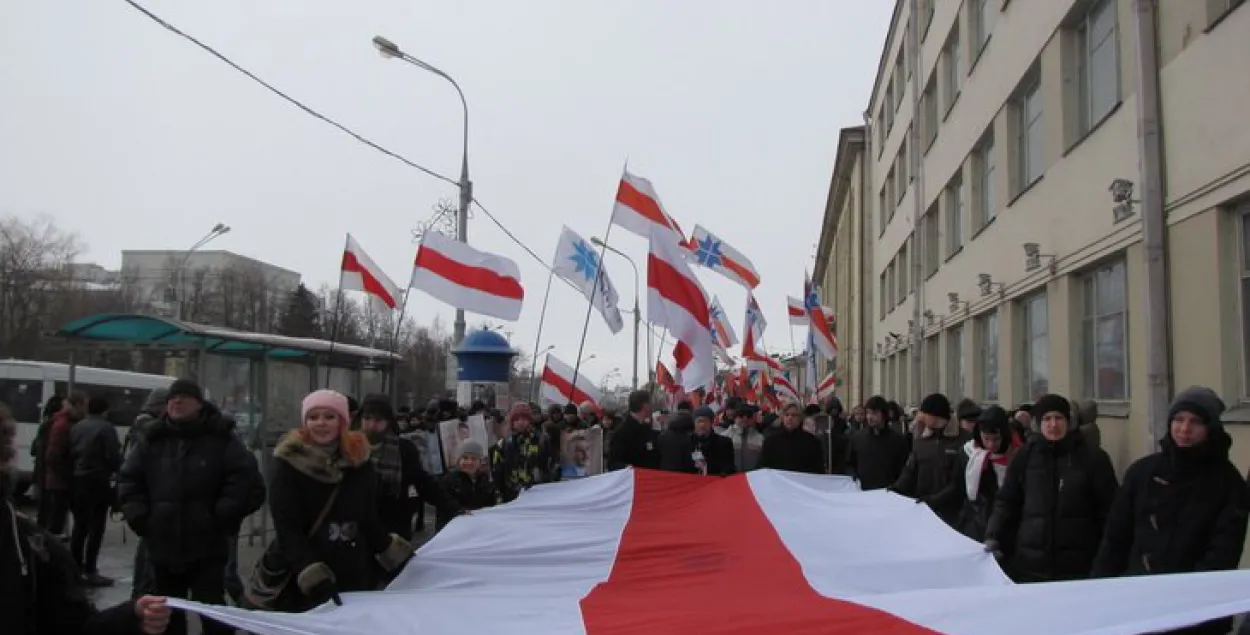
266, 390, 412, 611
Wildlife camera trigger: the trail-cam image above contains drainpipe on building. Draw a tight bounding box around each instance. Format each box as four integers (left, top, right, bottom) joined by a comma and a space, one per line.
1132, 0, 1171, 453
862, 109, 874, 400
907, 0, 926, 407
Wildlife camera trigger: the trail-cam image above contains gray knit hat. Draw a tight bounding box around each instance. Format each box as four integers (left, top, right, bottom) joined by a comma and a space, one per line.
456, 439, 486, 461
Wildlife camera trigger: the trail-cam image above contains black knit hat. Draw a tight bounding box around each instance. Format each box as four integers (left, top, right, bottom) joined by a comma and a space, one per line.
1032, 393, 1072, 421
918, 393, 952, 420
166, 378, 204, 403
803, 404, 822, 417
564, 403, 579, 415
956, 398, 982, 422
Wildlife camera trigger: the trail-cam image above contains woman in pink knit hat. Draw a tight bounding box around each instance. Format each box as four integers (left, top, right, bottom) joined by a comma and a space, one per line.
245, 389, 412, 612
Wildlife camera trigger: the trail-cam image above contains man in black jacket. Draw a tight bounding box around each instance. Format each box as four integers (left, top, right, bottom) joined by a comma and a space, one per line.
891, 393, 968, 526
117, 379, 264, 635
358, 395, 461, 540
658, 411, 696, 473
69, 395, 123, 587
846, 396, 910, 490
757, 403, 824, 474
691, 406, 735, 476
608, 390, 659, 470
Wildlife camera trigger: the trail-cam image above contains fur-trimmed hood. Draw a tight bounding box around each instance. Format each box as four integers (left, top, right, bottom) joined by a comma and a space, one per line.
274, 428, 371, 484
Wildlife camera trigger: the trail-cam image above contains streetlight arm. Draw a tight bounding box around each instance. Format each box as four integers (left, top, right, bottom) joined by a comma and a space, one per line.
397, 52, 469, 177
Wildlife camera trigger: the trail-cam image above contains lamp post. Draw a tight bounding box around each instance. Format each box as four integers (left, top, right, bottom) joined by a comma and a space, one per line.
173, 223, 230, 321
373, 35, 472, 351
591, 236, 641, 390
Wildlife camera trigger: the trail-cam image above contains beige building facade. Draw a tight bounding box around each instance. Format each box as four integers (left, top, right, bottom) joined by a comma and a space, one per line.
814, 127, 872, 408
851, 0, 1250, 474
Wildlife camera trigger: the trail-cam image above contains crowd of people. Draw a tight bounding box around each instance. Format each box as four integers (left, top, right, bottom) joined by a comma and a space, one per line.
4, 378, 1250, 635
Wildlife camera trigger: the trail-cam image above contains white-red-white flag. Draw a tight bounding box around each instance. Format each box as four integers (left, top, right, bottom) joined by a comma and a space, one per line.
410, 232, 525, 321
772, 374, 801, 404
612, 170, 688, 247
787, 296, 807, 325
707, 296, 738, 349
815, 373, 838, 401
340, 234, 402, 310
647, 225, 713, 391
805, 274, 838, 359
540, 354, 602, 406
688, 225, 761, 289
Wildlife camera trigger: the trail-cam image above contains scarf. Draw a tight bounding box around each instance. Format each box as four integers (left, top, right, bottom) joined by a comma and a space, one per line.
370, 436, 405, 498
963, 439, 1013, 501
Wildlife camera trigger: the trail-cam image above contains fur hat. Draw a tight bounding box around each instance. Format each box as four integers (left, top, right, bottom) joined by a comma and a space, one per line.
1168, 386, 1226, 429
302, 389, 351, 428
1032, 394, 1072, 421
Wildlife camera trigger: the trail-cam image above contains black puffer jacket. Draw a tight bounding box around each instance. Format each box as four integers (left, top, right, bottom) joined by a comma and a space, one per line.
658, 415, 697, 473
1092, 431, 1249, 577
757, 427, 824, 474
607, 415, 659, 471
891, 421, 969, 525
691, 431, 736, 476
268, 430, 393, 611
986, 432, 1118, 582
117, 402, 263, 566
846, 425, 910, 490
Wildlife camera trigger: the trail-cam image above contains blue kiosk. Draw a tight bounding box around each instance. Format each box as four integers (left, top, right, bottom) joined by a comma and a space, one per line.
452, 329, 518, 409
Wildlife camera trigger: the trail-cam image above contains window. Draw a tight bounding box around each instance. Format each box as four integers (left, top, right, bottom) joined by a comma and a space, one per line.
948, 325, 965, 399
877, 105, 887, 156
897, 241, 909, 302
975, 132, 997, 228
977, 311, 999, 402
895, 50, 906, 109
53, 381, 149, 428
921, 0, 936, 38
924, 336, 940, 395
1081, 260, 1128, 400
0, 378, 44, 422
1020, 292, 1050, 399
900, 349, 911, 400
1076, 0, 1120, 134
943, 26, 962, 112
1017, 77, 1044, 190
923, 203, 940, 277
879, 185, 889, 236
884, 82, 895, 133
886, 168, 897, 222
879, 270, 888, 320
886, 260, 896, 311
898, 140, 910, 200
946, 173, 964, 257
1237, 206, 1250, 395
922, 76, 938, 149
974, 0, 996, 54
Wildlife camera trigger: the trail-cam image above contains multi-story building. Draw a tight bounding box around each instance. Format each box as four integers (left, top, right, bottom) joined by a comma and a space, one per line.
814, 126, 872, 407
121, 249, 301, 323
862, 0, 1249, 472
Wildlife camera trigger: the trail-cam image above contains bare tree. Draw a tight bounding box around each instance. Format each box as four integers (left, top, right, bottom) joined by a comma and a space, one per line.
0, 214, 83, 358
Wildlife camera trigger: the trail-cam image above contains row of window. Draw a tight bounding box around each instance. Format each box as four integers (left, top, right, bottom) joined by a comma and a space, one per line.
877, 0, 1122, 322
878, 259, 1128, 404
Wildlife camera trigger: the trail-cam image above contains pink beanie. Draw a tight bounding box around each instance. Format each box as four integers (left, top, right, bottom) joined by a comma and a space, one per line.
302, 389, 350, 428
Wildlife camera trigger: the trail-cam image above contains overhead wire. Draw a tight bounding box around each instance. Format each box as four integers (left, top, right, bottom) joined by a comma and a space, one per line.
117, 0, 653, 342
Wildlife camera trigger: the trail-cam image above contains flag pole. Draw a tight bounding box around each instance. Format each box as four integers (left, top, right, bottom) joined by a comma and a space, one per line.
528, 266, 557, 402
325, 233, 350, 389
385, 287, 413, 408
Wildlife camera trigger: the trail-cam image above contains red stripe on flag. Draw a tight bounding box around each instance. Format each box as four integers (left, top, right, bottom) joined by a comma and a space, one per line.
580, 471, 941, 635
541, 365, 595, 405
617, 179, 684, 235
722, 257, 760, 288
673, 340, 693, 371
788, 305, 805, 317
647, 254, 711, 327
415, 246, 524, 300
341, 251, 398, 308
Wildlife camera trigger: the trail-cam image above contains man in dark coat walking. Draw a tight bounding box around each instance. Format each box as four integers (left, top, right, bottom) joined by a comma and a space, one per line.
1092, 386, 1250, 635
847, 395, 910, 490
608, 390, 659, 470
891, 393, 968, 526
757, 403, 824, 474
117, 379, 264, 635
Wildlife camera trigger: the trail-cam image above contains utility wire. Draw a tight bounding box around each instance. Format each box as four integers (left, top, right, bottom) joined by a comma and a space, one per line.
118, 0, 654, 343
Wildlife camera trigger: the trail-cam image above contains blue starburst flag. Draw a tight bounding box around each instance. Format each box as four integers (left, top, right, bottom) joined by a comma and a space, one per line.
552, 226, 625, 334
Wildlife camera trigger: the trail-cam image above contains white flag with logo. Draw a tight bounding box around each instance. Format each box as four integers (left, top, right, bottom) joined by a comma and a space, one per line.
551, 226, 624, 334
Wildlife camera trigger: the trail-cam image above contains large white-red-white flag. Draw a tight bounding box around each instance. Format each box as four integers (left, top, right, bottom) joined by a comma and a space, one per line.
170, 470, 1250, 635
539, 354, 602, 406
340, 234, 402, 310
647, 225, 713, 391
410, 231, 524, 321
611, 170, 688, 247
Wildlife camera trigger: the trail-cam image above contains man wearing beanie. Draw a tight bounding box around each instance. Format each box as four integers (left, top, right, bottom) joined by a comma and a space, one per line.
985, 392, 1118, 584
357, 395, 460, 541
847, 395, 910, 490
117, 378, 264, 635
1092, 386, 1250, 635
891, 393, 967, 527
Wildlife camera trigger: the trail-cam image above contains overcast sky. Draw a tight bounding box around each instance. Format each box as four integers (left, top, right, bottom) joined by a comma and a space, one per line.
1, 0, 891, 389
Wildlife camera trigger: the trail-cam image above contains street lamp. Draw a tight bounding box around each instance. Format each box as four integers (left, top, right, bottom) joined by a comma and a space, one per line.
591, 236, 642, 390
373, 35, 472, 347
173, 223, 230, 320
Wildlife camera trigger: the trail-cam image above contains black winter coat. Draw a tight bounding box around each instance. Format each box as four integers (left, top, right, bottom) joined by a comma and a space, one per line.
692, 432, 737, 476
986, 433, 1118, 583
658, 416, 697, 473
436, 469, 497, 531
891, 424, 969, 525
493, 428, 557, 502
607, 415, 659, 471
1092, 432, 1250, 578
117, 403, 263, 566
846, 425, 910, 490
757, 427, 824, 474
372, 435, 459, 541
268, 431, 391, 611
2, 503, 144, 635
